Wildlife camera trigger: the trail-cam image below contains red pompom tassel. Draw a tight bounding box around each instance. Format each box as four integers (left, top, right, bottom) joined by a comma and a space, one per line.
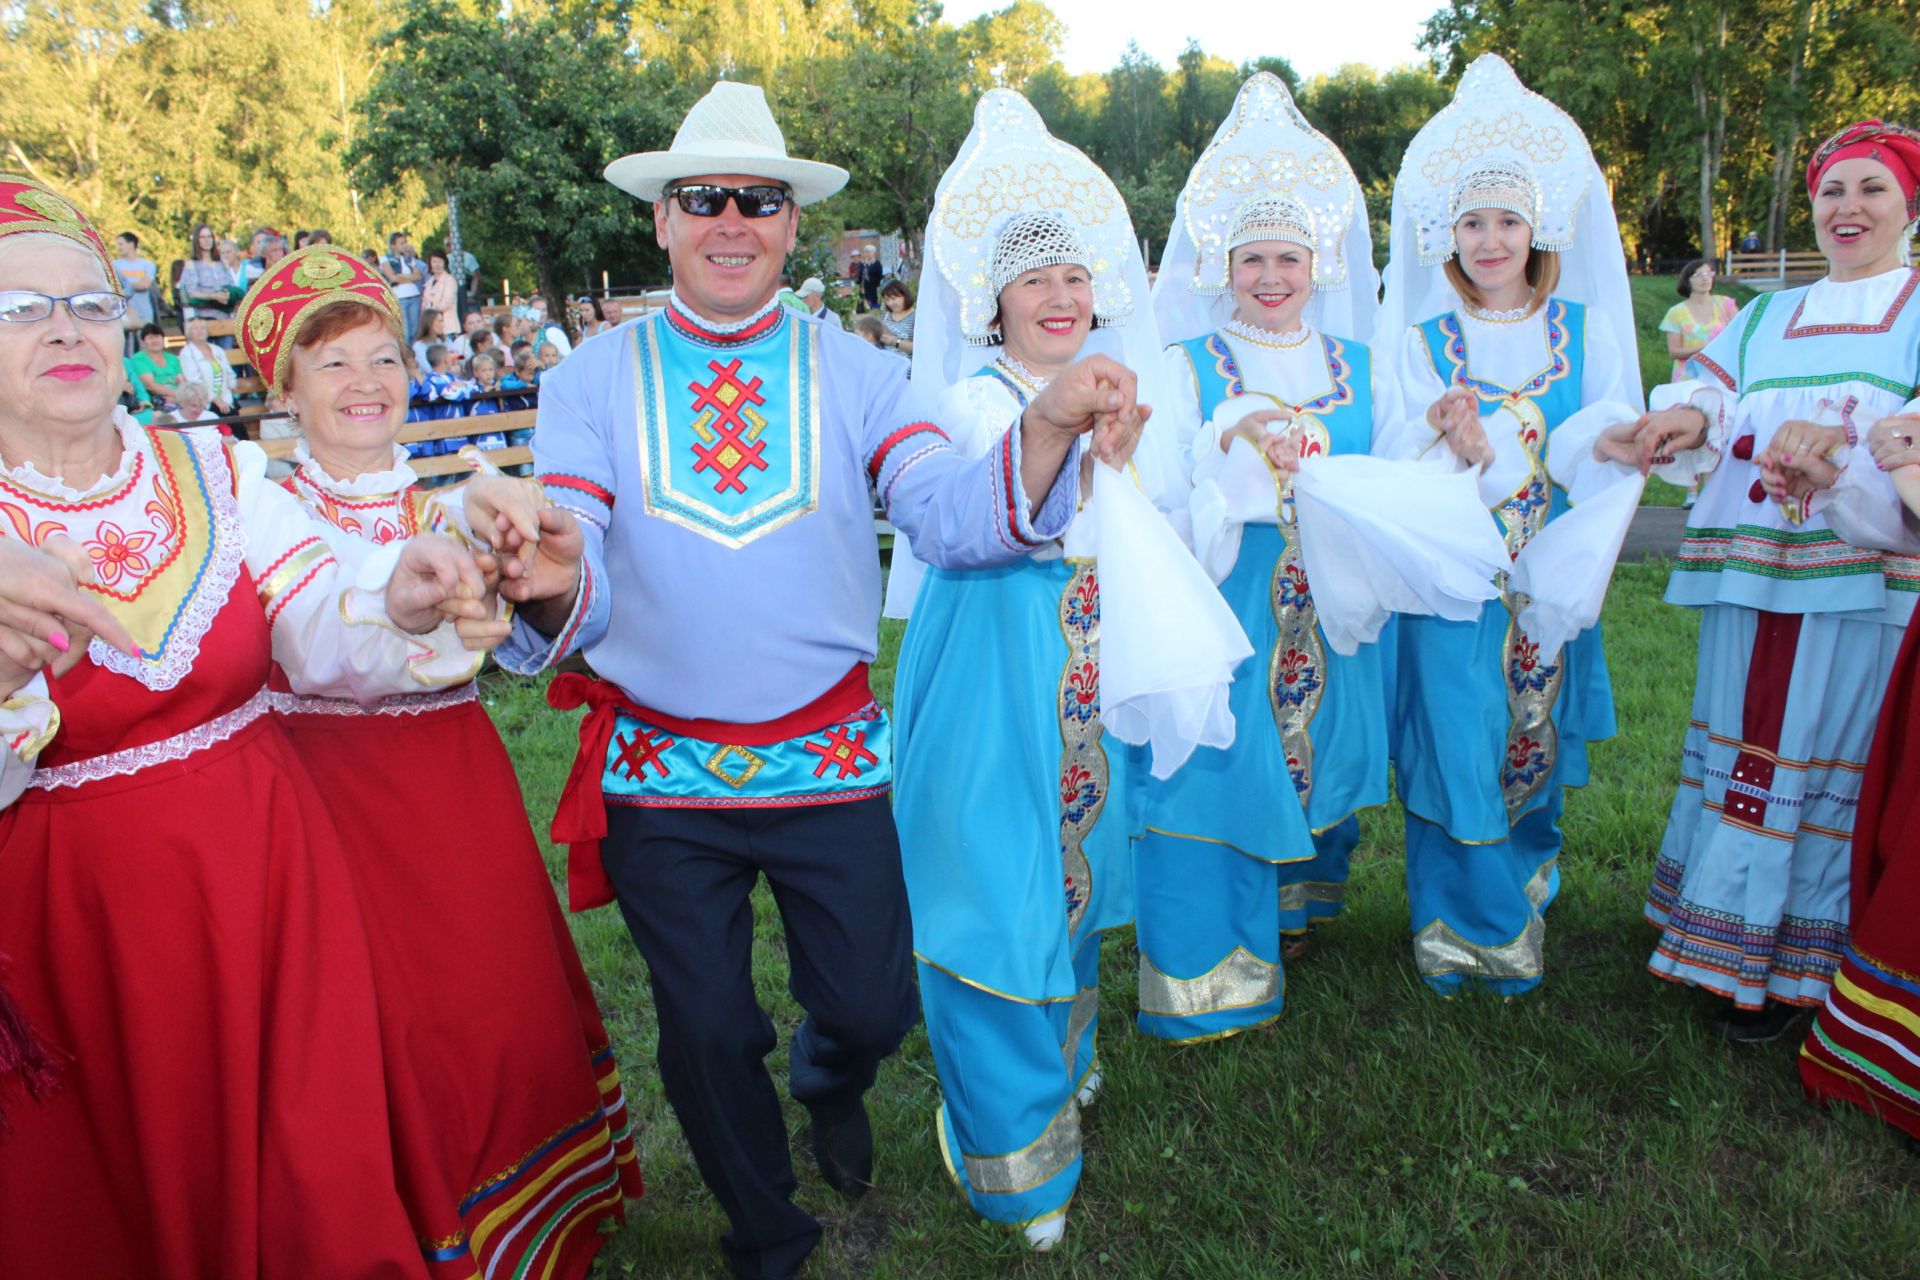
0, 953, 62, 1132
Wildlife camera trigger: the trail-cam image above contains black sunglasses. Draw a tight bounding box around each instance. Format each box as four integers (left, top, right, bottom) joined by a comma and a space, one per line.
666, 184, 792, 218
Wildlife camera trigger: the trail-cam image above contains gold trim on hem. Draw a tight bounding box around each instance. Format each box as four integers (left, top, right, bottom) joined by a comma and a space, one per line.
1138, 946, 1280, 1019
1142, 1010, 1285, 1046
961, 1097, 1081, 1196
914, 953, 1077, 1006
1142, 824, 1315, 866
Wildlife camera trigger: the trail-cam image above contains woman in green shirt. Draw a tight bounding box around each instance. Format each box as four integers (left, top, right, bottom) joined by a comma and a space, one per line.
125, 322, 184, 416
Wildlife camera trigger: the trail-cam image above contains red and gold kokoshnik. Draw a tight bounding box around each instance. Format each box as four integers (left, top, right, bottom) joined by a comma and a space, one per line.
0, 174, 118, 287
236, 244, 404, 397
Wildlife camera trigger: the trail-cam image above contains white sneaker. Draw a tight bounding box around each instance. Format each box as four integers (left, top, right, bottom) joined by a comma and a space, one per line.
1023, 1215, 1066, 1251
1074, 1070, 1103, 1108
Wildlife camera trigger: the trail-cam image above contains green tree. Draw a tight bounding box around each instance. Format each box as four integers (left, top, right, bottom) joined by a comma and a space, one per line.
350, 0, 686, 309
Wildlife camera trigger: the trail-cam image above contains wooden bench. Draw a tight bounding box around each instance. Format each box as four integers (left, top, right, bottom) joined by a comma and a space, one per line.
255, 407, 537, 479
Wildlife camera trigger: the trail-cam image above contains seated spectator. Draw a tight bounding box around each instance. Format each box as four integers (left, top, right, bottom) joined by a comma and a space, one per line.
178, 316, 237, 415
180, 224, 235, 325
468, 351, 504, 415
469, 329, 497, 364
853, 314, 903, 357
574, 295, 608, 339
499, 351, 539, 410
509, 338, 533, 365
411, 307, 452, 371
419, 343, 473, 420
537, 341, 563, 373
126, 323, 184, 414
172, 380, 227, 436
454, 309, 486, 359
527, 295, 572, 357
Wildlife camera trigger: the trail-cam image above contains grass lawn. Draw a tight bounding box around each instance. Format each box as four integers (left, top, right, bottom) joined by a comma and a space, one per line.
481, 561, 1917, 1279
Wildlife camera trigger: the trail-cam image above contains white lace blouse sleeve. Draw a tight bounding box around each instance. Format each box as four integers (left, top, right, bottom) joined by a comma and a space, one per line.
233, 442, 483, 698
1376, 325, 1454, 464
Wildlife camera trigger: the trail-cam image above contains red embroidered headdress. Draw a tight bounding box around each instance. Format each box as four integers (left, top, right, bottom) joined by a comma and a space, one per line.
236, 244, 403, 396
1808, 121, 1920, 221
0, 174, 118, 287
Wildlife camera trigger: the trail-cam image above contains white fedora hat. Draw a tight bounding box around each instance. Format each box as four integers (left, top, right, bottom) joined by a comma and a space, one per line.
605, 82, 849, 207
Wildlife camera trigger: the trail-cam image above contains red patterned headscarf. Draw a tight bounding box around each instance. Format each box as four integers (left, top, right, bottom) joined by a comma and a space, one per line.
0, 174, 118, 288
1807, 120, 1920, 221
236, 244, 403, 397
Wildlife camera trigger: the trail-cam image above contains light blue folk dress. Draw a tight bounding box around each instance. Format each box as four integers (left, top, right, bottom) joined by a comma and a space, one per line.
1390, 298, 1627, 998
893, 363, 1139, 1231
1643, 267, 1920, 1009
1132, 326, 1390, 1042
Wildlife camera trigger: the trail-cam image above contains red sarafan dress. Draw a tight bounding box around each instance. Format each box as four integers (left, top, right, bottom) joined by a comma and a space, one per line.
1800, 615, 1920, 1141
273, 446, 642, 1279
0, 419, 464, 1278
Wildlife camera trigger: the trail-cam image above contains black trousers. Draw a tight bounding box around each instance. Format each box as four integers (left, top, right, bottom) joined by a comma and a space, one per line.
602, 796, 918, 1279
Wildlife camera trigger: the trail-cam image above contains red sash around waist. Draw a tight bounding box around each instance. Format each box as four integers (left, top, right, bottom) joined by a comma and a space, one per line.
545, 664, 877, 911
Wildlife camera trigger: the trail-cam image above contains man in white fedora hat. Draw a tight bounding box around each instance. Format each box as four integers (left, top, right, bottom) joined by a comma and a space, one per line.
463, 80, 1150, 1279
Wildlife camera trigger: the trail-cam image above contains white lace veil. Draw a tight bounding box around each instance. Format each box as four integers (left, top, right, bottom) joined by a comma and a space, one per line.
1374, 54, 1643, 398
913, 89, 1178, 501
1152, 72, 1379, 346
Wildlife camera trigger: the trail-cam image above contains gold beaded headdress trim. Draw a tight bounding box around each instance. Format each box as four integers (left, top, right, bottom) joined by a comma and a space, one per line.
235, 245, 403, 397
0, 174, 119, 288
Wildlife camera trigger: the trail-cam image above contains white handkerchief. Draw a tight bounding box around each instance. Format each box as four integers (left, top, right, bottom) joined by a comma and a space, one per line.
1292, 455, 1510, 655
1509, 466, 1644, 663
1091, 460, 1253, 779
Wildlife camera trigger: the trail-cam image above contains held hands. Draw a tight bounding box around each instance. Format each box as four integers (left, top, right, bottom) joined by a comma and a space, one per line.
1593, 416, 1654, 472
1023, 354, 1152, 468
1625, 406, 1711, 468
385, 534, 499, 638
1223, 408, 1303, 476
1756, 419, 1848, 502
0, 536, 139, 699
1868, 413, 1920, 472
461, 474, 585, 608
1425, 386, 1492, 468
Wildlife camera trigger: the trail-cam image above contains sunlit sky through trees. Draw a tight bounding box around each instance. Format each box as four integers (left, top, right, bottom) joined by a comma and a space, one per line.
939, 0, 1435, 77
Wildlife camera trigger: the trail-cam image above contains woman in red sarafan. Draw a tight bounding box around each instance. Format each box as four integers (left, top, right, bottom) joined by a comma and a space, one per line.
0, 175, 506, 1277
238, 244, 643, 1279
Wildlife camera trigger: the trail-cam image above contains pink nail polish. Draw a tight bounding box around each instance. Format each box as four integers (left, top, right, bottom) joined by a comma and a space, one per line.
49, 628, 70, 653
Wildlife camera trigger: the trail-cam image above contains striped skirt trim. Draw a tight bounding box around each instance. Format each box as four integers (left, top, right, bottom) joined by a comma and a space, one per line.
1800, 944, 1920, 1141
422, 1047, 642, 1280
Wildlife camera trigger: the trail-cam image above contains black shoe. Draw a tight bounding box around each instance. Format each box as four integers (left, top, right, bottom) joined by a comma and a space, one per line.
808, 1100, 873, 1199
1713, 1001, 1808, 1044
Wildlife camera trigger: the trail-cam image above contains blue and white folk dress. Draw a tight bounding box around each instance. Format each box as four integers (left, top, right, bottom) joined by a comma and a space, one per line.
892, 359, 1139, 1231
1384, 297, 1637, 997
1644, 266, 1920, 1010
1131, 322, 1390, 1042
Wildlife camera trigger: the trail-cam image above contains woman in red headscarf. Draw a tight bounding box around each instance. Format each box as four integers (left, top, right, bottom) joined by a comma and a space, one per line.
237, 246, 643, 1280
0, 175, 506, 1277
1781, 125, 1920, 1144
1632, 121, 1920, 1044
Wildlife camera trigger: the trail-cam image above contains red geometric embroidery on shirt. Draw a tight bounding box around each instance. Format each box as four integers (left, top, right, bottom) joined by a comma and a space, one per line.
614, 728, 675, 781
688, 358, 770, 495
805, 725, 879, 779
